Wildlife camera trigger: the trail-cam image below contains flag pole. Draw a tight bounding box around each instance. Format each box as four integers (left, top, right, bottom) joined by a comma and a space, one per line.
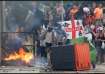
71, 15, 76, 39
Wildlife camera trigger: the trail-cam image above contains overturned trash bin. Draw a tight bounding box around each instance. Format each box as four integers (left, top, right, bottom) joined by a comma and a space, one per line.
74, 43, 91, 71
50, 45, 75, 71
50, 38, 91, 71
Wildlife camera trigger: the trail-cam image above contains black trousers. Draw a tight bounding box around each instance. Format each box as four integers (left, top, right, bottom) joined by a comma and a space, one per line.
46, 43, 52, 48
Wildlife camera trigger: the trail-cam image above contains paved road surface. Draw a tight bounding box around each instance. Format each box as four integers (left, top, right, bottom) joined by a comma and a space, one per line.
0, 57, 105, 73
0, 64, 105, 73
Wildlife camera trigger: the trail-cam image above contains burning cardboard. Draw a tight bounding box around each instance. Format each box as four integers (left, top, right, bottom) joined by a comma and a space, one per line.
4, 48, 33, 64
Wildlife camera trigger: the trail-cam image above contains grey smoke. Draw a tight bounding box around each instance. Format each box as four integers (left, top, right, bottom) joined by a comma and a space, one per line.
6, 2, 44, 32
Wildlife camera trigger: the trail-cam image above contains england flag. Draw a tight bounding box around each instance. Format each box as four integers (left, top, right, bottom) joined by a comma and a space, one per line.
58, 20, 84, 39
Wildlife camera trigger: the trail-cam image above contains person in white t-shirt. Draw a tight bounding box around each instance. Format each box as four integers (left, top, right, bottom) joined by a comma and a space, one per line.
83, 25, 92, 41
44, 27, 54, 66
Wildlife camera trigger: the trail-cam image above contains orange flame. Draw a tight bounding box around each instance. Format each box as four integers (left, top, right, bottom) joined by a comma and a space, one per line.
4, 48, 33, 64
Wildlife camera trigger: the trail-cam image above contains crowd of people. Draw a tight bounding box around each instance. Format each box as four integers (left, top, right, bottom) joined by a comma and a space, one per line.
35, 2, 105, 67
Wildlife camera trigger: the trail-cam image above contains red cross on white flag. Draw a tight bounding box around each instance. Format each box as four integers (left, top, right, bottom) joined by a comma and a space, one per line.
58, 17, 84, 39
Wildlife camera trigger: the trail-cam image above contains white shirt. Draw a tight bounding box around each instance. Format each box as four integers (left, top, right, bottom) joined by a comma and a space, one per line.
84, 33, 92, 41
45, 32, 53, 43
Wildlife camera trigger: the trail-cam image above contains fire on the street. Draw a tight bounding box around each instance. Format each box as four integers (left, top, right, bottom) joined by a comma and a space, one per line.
4, 48, 33, 64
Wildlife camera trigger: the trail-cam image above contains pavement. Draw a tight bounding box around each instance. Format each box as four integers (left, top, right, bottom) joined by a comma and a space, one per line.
0, 64, 105, 73
0, 57, 105, 73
